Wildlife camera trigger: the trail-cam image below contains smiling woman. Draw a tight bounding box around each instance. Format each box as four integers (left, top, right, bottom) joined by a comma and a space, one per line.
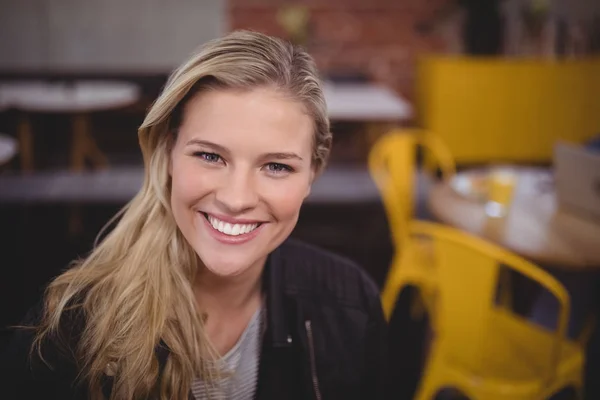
1, 31, 389, 400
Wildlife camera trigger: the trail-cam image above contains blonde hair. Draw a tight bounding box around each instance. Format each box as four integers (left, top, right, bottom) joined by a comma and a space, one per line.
34, 30, 331, 399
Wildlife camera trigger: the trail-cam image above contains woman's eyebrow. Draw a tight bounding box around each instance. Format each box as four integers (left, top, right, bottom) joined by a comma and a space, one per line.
186, 139, 230, 156
261, 152, 303, 161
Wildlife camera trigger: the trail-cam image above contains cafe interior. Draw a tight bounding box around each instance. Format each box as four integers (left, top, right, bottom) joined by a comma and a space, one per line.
1, 0, 600, 399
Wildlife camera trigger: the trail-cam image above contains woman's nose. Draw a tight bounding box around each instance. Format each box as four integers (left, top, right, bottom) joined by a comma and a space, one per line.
214, 169, 259, 214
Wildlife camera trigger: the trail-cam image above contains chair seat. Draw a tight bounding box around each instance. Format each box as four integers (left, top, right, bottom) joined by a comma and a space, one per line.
485, 310, 582, 382
443, 309, 583, 393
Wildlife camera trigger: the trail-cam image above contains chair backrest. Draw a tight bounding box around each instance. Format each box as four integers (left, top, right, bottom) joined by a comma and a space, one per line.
408, 221, 570, 384
417, 56, 600, 165
368, 129, 455, 247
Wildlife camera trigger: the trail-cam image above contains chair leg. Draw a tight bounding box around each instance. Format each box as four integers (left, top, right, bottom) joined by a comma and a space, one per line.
17, 115, 34, 172
413, 381, 440, 400
413, 355, 443, 400
577, 316, 595, 346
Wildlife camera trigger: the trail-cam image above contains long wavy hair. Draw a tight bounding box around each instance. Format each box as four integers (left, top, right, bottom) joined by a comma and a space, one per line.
33, 30, 331, 400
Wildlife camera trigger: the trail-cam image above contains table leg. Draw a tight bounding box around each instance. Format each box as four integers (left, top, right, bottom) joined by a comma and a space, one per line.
71, 113, 108, 171
17, 115, 34, 172
69, 114, 89, 236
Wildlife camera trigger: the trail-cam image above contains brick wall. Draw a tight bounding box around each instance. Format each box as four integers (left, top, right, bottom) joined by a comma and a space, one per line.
228, 0, 452, 100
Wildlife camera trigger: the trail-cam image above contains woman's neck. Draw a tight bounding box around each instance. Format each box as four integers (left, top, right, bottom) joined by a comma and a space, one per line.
193, 257, 265, 315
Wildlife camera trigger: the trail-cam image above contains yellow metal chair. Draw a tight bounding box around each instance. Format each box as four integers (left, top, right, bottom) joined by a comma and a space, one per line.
368, 129, 455, 319
396, 221, 585, 400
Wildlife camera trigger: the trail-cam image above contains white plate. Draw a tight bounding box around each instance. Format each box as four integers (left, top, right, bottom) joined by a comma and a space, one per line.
449, 170, 489, 202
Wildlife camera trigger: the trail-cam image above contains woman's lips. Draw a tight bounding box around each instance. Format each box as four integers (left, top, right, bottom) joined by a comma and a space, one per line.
200, 212, 265, 245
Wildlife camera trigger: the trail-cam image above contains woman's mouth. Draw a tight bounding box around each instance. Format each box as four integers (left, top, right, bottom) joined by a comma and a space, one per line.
201, 212, 263, 237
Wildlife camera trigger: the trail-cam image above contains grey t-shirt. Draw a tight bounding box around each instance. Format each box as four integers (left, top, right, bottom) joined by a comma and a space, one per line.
191, 307, 264, 400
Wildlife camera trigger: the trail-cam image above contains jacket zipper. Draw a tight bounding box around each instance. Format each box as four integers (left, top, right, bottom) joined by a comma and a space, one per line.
305, 320, 322, 400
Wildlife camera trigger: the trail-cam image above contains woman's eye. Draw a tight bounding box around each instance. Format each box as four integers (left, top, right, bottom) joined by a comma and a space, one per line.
266, 163, 293, 174
194, 152, 221, 163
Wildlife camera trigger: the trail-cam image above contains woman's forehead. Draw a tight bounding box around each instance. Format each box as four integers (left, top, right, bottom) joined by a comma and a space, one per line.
177, 88, 314, 156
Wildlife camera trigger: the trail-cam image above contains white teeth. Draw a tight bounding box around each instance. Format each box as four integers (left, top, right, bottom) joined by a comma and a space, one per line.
206, 215, 259, 236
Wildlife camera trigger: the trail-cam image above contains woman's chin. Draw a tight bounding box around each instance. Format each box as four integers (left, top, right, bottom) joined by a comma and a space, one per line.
198, 254, 259, 278
204, 263, 249, 278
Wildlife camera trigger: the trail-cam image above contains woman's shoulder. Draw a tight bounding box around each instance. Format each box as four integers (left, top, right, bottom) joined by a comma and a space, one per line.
274, 239, 380, 307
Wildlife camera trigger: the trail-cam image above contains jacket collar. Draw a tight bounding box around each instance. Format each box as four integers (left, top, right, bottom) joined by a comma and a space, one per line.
262, 244, 294, 348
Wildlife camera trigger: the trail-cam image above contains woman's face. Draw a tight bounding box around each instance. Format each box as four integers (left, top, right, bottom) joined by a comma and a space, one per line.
170, 87, 314, 277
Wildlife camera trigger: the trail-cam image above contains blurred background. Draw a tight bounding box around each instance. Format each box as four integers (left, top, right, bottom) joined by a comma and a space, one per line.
1, 0, 600, 399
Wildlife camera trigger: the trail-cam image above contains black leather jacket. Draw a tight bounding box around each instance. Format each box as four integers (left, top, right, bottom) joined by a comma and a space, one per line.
1, 239, 389, 399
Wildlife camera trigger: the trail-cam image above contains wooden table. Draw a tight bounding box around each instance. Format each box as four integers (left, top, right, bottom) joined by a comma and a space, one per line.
428, 167, 600, 269
323, 82, 412, 122
0, 80, 140, 171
